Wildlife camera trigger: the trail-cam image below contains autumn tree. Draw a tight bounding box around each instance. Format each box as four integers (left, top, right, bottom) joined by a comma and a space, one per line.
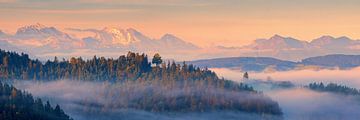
152, 53, 163, 67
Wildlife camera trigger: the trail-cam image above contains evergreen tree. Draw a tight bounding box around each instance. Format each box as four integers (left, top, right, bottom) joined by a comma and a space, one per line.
152, 53, 163, 67
243, 72, 249, 80
0, 82, 72, 120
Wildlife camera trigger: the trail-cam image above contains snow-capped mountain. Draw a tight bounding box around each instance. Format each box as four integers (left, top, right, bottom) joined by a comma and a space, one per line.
0, 23, 200, 59
7, 23, 84, 50
246, 35, 310, 50
310, 36, 360, 50
1, 23, 360, 61
216, 34, 360, 60
77, 27, 199, 51
159, 34, 199, 50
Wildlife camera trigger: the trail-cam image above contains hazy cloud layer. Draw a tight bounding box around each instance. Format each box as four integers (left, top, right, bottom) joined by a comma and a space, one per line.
211, 67, 360, 88
212, 67, 360, 120
12, 80, 281, 120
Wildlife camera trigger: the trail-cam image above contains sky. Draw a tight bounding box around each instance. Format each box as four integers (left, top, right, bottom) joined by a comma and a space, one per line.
1, 0, 360, 47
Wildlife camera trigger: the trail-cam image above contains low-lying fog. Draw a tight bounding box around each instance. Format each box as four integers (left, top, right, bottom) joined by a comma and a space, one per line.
211, 67, 360, 88
12, 80, 281, 120
212, 67, 360, 120
9, 67, 360, 120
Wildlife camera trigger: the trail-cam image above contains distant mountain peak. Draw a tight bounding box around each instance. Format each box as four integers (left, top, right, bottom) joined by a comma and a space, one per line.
26, 23, 47, 29
99, 27, 140, 45
102, 27, 123, 34
15, 23, 66, 37
337, 36, 351, 40
316, 35, 335, 40
270, 34, 285, 39
0, 30, 4, 35
311, 35, 357, 47
161, 33, 179, 40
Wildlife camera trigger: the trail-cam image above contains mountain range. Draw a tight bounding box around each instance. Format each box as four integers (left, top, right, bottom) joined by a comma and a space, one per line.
187, 54, 360, 72
216, 34, 360, 61
1, 23, 360, 61
0, 23, 199, 59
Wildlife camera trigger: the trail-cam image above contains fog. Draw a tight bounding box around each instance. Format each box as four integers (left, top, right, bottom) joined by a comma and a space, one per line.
12, 80, 281, 120
211, 67, 360, 88
211, 67, 360, 120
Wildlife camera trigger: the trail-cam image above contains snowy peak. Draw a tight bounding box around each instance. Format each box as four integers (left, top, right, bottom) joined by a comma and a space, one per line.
16, 23, 46, 35
97, 27, 140, 45
250, 34, 309, 50
160, 34, 182, 42
269, 34, 285, 40
159, 33, 199, 50
15, 23, 68, 38
310, 35, 358, 48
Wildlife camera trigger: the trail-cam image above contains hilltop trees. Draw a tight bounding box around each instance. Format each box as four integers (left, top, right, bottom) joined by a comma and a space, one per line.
243, 72, 249, 80
0, 49, 283, 116
308, 82, 360, 95
0, 50, 217, 83
0, 82, 72, 120
152, 53, 162, 67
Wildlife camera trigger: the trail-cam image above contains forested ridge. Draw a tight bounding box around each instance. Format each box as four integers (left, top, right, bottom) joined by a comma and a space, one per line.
0, 50, 217, 82
0, 49, 283, 116
308, 82, 360, 96
0, 49, 252, 92
0, 82, 72, 120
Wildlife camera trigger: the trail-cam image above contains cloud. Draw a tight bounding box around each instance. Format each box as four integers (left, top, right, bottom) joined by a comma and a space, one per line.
268, 88, 360, 120
212, 67, 360, 120
12, 80, 282, 120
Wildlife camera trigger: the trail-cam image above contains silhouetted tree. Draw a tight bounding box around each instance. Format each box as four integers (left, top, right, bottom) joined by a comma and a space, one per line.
243, 72, 249, 80
152, 53, 163, 67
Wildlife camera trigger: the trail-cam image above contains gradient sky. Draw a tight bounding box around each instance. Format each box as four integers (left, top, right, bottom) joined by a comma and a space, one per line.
1, 0, 360, 47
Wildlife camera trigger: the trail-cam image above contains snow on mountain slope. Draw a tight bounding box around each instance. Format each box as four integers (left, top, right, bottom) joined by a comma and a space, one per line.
311, 36, 360, 50
1, 23, 360, 61
74, 27, 199, 51
247, 35, 310, 50
0, 24, 201, 59
10, 23, 84, 50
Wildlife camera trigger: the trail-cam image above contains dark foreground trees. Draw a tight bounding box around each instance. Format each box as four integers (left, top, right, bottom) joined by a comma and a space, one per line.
0, 82, 72, 120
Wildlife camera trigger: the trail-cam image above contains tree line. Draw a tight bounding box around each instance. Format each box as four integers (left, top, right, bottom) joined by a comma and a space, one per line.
0, 49, 251, 91
0, 49, 283, 116
308, 82, 360, 96
0, 82, 72, 120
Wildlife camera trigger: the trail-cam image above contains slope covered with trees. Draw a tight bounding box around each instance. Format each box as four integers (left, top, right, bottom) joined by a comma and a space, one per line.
308, 82, 360, 96
0, 49, 283, 116
0, 82, 72, 120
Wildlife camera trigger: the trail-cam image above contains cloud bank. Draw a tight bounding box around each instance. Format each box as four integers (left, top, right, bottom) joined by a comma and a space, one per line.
12, 80, 281, 120
212, 67, 360, 120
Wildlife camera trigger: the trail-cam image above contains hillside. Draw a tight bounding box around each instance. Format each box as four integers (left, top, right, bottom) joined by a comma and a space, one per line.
0, 49, 283, 116
0, 82, 72, 120
301, 54, 360, 68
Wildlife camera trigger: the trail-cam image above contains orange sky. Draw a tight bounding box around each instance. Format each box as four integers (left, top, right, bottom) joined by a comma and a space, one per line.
1, 0, 360, 47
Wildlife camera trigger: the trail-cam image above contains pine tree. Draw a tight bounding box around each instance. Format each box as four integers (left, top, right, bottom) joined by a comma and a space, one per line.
152, 53, 163, 67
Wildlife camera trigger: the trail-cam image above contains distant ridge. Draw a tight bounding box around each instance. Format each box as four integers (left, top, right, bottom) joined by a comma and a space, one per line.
1, 24, 360, 61
187, 54, 360, 71
0, 23, 200, 59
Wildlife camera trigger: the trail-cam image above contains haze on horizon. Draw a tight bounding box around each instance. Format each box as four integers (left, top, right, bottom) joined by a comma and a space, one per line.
1, 0, 360, 47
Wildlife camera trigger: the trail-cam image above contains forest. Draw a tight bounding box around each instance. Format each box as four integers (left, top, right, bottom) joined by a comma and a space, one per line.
308, 82, 360, 96
0, 49, 283, 119
0, 81, 72, 120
